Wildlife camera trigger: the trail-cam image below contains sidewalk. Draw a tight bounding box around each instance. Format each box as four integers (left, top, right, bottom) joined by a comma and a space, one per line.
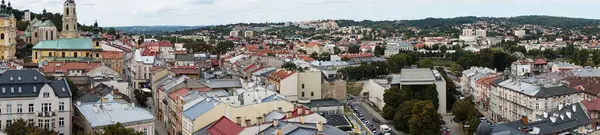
359, 102, 406, 135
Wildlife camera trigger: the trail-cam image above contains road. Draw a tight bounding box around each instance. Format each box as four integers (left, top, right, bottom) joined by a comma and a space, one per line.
349, 97, 406, 135
443, 115, 466, 135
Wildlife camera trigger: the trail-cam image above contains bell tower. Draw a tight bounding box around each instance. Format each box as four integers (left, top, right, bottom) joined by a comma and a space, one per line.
62, 0, 78, 38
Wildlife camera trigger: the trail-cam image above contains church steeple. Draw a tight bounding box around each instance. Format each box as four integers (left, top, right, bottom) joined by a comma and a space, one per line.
63, 0, 78, 38
41, 8, 48, 21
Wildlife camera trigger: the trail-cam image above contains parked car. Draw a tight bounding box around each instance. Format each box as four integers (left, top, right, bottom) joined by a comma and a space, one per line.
360, 117, 366, 121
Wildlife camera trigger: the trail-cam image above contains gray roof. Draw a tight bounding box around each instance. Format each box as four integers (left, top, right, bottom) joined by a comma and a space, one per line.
571, 67, 600, 77
0, 70, 71, 98
490, 103, 590, 135
76, 102, 154, 128
265, 110, 285, 122
77, 83, 131, 103
175, 54, 194, 61
325, 115, 352, 127
401, 68, 436, 82
258, 121, 348, 135
301, 98, 342, 108
183, 98, 220, 120
201, 79, 243, 89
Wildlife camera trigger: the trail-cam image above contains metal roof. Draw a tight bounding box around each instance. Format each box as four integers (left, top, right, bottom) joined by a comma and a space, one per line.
33, 38, 94, 50
76, 102, 154, 128
183, 98, 220, 120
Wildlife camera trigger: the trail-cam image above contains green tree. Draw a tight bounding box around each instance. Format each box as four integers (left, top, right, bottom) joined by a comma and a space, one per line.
593, 50, 600, 65
574, 49, 590, 65
16, 21, 29, 31
387, 53, 417, 73
408, 101, 442, 135
216, 41, 235, 54
392, 100, 416, 132
4, 118, 57, 135
318, 52, 331, 61
184, 41, 214, 53
417, 59, 435, 68
341, 57, 351, 61
374, 45, 385, 57
96, 122, 144, 135
333, 47, 342, 55
281, 62, 297, 70
451, 96, 477, 122
348, 45, 360, 53
66, 78, 79, 98
383, 87, 411, 119
107, 28, 117, 35
134, 89, 150, 107
297, 49, 307, 54
310, 52, 319, 59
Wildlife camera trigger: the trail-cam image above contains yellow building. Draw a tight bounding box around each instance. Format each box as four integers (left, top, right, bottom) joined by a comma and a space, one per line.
32, 22, 103, 63
0, 0, 17, 60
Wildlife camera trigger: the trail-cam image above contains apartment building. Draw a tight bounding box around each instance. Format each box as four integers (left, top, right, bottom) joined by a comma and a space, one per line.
0, 70, 72, 135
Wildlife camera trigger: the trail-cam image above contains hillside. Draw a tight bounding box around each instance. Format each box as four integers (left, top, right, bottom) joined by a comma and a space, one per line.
111, 26, 204, 34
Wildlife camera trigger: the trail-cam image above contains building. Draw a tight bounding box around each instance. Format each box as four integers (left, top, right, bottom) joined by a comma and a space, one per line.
101, 51, 124, 75
40, 62, 102, 77
384, 45, 399, 57
62, 0, 78, 38
31, 21, 103, 63
0, 70, 72, 135
400, 68, 447, 114
476, 29, 487, 38
360, 79, 390, 110
74, 102, 154, 135
25, 14, 59, 45
0, 1, 16, 60
229, 30, 239, 37
515, 30, 526, 38
130, 49, 155, 89
462, 29, 474, 36
582, 98, 600, 130
268, 70, 298, 100
297, 71, 322, 101
301, 98, 344, 115
244, 31, 254, 38
304, 42, 323, 54
22, 10, 31, 22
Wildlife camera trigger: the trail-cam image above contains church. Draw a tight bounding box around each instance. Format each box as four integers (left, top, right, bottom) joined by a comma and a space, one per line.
31, 0, 104, 63
0, 0, 17, 60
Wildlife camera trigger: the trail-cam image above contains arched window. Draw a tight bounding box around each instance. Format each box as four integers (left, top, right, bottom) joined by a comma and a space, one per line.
49, 52, 52, 57
62, 52, 65, 58
96, 53, 100, 58
96, 41, 100, 47
35, 32, 38, 38
45, 31, 48, 40
0, 33, 4, 39
66, 24, 69, 31
50, 31, 54, 40
74, 52, 78, 58
66, 8, 69, 16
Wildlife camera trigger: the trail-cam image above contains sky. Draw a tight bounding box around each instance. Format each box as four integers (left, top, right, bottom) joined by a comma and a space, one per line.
11, 0, 600, 26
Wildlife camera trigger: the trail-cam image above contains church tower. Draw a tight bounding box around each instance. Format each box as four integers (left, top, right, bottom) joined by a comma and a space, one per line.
62, 0, 78, 38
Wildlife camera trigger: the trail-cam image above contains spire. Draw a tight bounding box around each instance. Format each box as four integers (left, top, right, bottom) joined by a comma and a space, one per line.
0, 0, 6, 11
93, 20, 100, 35
41, 8, 48, 21
6, 1, 11, 12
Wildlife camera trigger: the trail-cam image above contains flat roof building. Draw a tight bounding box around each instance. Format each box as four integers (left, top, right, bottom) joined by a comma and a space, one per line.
400, 68, 447, 114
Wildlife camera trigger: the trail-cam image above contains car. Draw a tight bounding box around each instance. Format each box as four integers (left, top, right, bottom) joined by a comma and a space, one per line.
358, 113, 364, 117
365, 121, 371, 125
372, 131, 379, 135
440, 120, 446, 125
360, 117, 366, 121
369, 127, 377, 131
372, 118, 381, 123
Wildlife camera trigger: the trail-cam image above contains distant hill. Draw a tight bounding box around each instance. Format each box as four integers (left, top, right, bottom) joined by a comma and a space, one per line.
111, 26, 204, 34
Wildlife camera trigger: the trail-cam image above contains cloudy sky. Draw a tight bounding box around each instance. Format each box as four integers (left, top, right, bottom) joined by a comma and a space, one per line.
11, 0, 600, 26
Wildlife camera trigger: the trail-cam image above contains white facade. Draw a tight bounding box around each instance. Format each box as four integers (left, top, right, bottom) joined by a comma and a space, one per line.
476, 29, 487, 38
279, 73, 299, 101
297, 72, 322, 100
462, 29, 474, 36
23, 10, 31, 22
230, 30, 239, 37
515, 30, 526, 38
360, 79, 388, 110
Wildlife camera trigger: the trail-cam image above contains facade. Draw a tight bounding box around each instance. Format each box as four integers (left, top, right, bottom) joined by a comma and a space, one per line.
476, 29, 487, 38
0, 70, 72, 135
41, 62, 102, 77
515, 29, 526, 38
130, 49, 155, 89
62, 0, 78, 38
75, 102, 154, 135
25, 11, 58, 45
267, 70, 298, 101
23, 10, 31, 22
229, 30, 239, 37
297, 71, 322, 101
101, 51, 124, 75
304, 42, 323, 54
31, 21, 103, 63
400, 68, 447, 114
360, 79, 390, 110
0, 1, 16, 60
244, 30, 254, 38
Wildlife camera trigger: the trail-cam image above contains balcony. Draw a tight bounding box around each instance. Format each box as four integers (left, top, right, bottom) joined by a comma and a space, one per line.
37, 111, 56, 117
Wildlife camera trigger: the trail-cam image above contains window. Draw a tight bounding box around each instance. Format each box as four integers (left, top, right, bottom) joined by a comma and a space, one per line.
16, 104, 22, 113
42, 103, 51, 112
302, 84, 305, 89
311, 92, 314, 97
51, 31, 54, 40
144, 128, 148, 135
59, 117, 64, 127
86, 52, 90, 57
96, 41, 100, 47
61, 52, 65, 58
0, 104, 2, 113
35, 32, 38, 37
45, 31, 48, 40
43, 92, 50, 97
33, 87, 37, 92
6, 104, 11, 113
29, 104, 34, 112
59, 102, 64, 111
51, 119, 55, 128
28, 119, 33, 124
0, 33, 4, 39
302, 92, 305, 97
96, 53, 100, 58
66, 8, 69, 15
74, 52, 78, 58
35, 52, 38, 59
38, 120, 42, 127
66, 24, 69, 30
6, 120, 11, 128
44, 119, 49, 129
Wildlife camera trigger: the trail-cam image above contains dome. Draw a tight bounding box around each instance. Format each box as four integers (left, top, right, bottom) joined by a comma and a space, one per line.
476, 118, 491, 135
65, 0, 75, 4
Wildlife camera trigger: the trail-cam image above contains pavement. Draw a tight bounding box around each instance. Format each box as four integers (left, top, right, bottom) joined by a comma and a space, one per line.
346, 113, 371, 135
350, 97, 406, 135
443, 115, 466, 135
146, 95, 168, 135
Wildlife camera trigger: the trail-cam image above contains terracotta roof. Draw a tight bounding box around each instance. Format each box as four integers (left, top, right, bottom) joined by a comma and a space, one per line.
476, 75, 499, 85
582, 98, 600, 111
211, 59, 219, 66
269, 70, 295, 82
243, 63, 257, 72
102, 51, 123, 59
306, 42, 322, 47
535, 58, 548, 65
206, 116, 243, 135
414, 43, 426, 48
566, 77, 600, 96
300, 56, 315, 62
140, 41, 173, 48
171, 67, 200, 75
142, 46, 160, 56
169, 88, 189, 100
42, 62, 102, 73
339, 53, 373, 59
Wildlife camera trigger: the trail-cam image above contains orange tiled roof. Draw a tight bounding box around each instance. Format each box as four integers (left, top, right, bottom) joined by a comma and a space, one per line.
102, 51, 123, 59
169, 88, 189, 100
269, 70, 295, 82
42, 62, 102, 73
306, 42, 322, 47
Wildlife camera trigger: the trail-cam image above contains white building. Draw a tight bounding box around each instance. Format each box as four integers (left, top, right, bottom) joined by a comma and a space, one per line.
476, 29, 487, 38
130, 49, 155, 89
230, 30, 240, 37
23, 10, 31, 22
400, 69, 447, 114
0, 70, 72, 135
462, 29, 474, 36
75, 102, 154, 135
515, 30, 526, 38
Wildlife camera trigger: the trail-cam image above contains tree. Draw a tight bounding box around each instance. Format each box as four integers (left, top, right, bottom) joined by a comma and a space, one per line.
96, 122, 144, 135
387, 53, 417, 73
4, 118, 57, 135
333, 47, 342, 55
66, 78, 79, 98
318, 52, 331, 61
216, 41, 235, 54
348, 45, 360, 53
451, 96, 477, 122
408, 101, 442, 135
281, 62, 297, 70
297, 49, 307, 54
184, 41, 214, 53
107, 28, 117, 35
593, 50, 600, 65
383, 87, 411, 119
374, 45, 385, 57
310, 52, 319, 59
417, 59, 435, 68
341, 57, 351, 61
134, 89, 150, 107
16, 21, 29, 31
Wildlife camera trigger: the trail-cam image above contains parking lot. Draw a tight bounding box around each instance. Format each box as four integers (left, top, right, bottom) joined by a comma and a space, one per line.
347, 97, 394, 135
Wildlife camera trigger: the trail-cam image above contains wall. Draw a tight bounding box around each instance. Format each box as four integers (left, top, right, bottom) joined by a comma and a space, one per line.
321, 80, 347, 101
297, 72, 322, 100
280, 73, 299, 101
360, 80, 387, 110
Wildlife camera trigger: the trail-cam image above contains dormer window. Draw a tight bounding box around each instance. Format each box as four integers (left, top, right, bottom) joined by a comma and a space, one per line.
17, 77, 21, 81
61, 87, 66, 92
18, 87, 21, 93
33, 87, 37, 92
1, 87, 4, 93
33, 76, 38, 80
9, 77, 13, 81
11, 87, 14, 93
43, 92, 50, 98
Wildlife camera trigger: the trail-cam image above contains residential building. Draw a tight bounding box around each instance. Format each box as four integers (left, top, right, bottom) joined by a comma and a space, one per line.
384, 45, 399, 57
461, 67, 497, 96
230, 30, 239, 37
582, 98, 600, 130
510, 59, 534, 76
175, 54, 195, 67
0, 70, 72, 135
301, 98, 344, 114
87, 64, 120, 80
101, 51, 124, 75
548, 62, 580, 72
244, 31, 254, 38
0, 2, 16, 60
41, 62, 102, 77
297, 71, 322, 101
360, 79, 390, 110
462, 29, 474, 36
74, 102, 154, 135
305, 42, 323, 54
400, 68, 447, 114
476, 29, 487, 38
515, 29, 526, 38
268, 70, 298, 101
130, 49, 155, 89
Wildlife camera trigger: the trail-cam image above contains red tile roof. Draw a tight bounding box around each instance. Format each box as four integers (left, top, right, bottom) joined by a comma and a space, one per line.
535, 58, 548, 65
582, 98, 600, 111
566, 77, 600, 96
306, 42, 322, 47
414, 43, 426, 49
206, 116, 243, 135
171, 67, 200, 75
339, 53, 373, 59
102, 51, 123, 59
269, 70, 295, 82
42, 62, 102, 73
169, 88, 189, 100
243, 63, 257, 72
300, 56, 315, 62
142, 46, 160, 56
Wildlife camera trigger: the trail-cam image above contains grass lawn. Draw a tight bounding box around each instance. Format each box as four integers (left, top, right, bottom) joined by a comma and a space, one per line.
347, 82, 364, 96
430, 59, 456, 66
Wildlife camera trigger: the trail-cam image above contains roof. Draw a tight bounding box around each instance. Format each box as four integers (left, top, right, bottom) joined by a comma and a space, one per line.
176, 54, 194, 61
400, 68, 437, 82
301, 98, 342, 108
171, 67, 200, 75
256, 121, 347, 135
0, 70, 71, 98
101, 51, 123, 59
183, 98, 220, 120
269, 70, 295, 81
582, 98, 600, 111
306, 42, 322, 47
325, 115, 352, 127
39, 20, 56, 27
490, 103, 590, 135
206, 116, 244, 135
534, 58, 547, 65
76, 102, 155, 128
33, 38, 93, 50
497, 79, 580, 98
42, 62, 102, 73
169, 88, 189, 100
201, 79, 243, 89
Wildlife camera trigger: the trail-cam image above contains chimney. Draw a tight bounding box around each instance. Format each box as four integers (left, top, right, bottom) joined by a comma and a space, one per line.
245, 119, 252, 127
317, 121, 323, 132
297, 106, 304, 115
257, 116, 263, 124
300, 115, 305, 124
305, 108, 311, 115
273, 119, 279, 126
286, 111, 293, 118
276, 128, 283, 135
521, 113, 528, 125
236, 117, 242, 125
